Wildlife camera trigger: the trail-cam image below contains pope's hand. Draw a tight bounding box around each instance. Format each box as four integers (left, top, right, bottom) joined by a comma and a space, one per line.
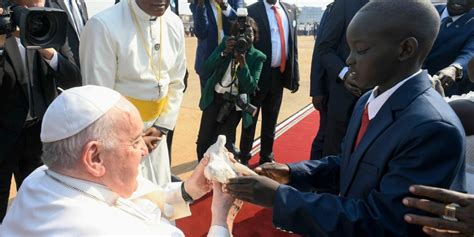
224, 176, 280, 208
254, 162, 291, 184
184, 156, 213, 200
211, 182, 242, 231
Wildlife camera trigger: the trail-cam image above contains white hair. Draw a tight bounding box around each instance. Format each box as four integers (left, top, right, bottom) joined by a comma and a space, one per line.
42, 97, 136, 169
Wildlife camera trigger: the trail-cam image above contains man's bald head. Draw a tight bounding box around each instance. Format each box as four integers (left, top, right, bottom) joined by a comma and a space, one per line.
354, 0, 440, 62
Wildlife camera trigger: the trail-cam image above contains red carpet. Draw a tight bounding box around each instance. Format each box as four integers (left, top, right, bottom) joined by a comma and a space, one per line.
177, 108, 320, 236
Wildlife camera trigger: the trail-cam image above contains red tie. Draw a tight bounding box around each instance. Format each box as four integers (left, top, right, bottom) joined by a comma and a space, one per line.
272, 5, 286, 73
355, 105, 370, 149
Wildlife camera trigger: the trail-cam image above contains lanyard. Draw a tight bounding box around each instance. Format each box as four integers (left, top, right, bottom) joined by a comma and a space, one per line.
128, 0, 163, 89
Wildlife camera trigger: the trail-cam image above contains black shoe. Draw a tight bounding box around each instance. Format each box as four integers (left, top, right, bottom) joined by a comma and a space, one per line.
259, 153, 275, 165
238, 152, 252, 164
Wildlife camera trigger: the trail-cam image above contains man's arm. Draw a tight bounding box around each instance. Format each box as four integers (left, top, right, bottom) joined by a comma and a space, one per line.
315, 0, 348, 80
154, 24, 186, 130
273, 121, 464, 236
42, 40, 81, 89
453, 33, 474, 81
287, 156, 341, 192
79, 17, 117, 88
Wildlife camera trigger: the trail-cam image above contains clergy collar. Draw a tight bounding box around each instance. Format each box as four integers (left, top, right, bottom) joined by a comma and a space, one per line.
130, 0, 164, 21
46, 168, 120, 205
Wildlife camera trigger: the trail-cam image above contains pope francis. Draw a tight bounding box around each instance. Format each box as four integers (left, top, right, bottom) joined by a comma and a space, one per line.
0, 86, 239, 236
80, 0, 186, 185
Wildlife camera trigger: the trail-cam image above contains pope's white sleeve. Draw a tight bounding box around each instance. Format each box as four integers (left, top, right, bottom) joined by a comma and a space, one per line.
154, 23, 186, 130
208, 225, 232, 237
80, 17, 117, 89
133, 177, 191, 221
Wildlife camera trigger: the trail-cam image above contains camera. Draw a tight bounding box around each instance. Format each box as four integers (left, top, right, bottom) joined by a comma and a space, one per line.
233, 8, 250, 54
216, 92, 257, 123
0, 5, 68, 48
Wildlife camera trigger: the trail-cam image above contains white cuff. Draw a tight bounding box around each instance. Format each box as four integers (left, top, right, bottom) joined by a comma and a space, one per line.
44, 51, 59, 71
339, 67, 349, 80
208, 225, 232, 237
222, 6, 232, 17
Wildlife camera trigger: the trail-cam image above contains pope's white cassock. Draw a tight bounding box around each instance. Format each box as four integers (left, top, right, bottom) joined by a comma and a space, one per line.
80, 0, 186, 185
0, 166, 229, 236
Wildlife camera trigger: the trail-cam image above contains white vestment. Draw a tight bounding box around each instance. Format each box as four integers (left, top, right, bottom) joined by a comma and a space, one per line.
80, 0, 186, 186
0, 166, 230, 236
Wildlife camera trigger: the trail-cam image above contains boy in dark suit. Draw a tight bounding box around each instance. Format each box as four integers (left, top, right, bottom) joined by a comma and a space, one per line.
225, 0, 466, 236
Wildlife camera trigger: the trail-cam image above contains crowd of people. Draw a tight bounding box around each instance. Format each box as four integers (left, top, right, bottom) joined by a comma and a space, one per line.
0, 0, 473, 236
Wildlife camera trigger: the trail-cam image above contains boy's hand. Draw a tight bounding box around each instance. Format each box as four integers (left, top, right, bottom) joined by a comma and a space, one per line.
224, 176, 279, 208
254, 162, 290, 184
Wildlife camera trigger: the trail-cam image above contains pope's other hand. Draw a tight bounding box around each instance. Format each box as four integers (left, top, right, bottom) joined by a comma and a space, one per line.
224, 176, 280, 208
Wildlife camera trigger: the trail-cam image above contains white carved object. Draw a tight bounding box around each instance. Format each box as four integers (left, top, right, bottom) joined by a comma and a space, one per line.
204, 135, 257, 183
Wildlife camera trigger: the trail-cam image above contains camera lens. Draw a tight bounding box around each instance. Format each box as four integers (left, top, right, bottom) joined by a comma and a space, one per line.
27, 13, 51, 38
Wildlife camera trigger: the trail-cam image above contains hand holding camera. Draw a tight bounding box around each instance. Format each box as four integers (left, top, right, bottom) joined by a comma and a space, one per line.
222, 37, 236, 57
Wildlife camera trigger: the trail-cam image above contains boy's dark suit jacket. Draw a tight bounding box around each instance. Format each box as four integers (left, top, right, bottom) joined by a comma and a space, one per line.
272, 71, 465, 236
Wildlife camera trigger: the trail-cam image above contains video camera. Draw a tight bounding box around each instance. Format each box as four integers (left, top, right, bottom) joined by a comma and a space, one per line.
232, 8, 251, 54
0, 4, 68, 49
216, 92, 257, 123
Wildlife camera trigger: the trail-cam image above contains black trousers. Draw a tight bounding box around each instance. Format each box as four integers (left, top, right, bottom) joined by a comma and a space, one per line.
0, 121, 43, 222
240, 68, 284, 162
196, 93, 242, 161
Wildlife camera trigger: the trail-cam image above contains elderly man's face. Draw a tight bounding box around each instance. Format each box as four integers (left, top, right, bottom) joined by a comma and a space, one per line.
101, 107, 147, 198
135, 0, 170, 17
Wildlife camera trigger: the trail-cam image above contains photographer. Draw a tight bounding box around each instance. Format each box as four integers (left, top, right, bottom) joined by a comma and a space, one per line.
0, 0, 80, 222
196, 15, 265, 163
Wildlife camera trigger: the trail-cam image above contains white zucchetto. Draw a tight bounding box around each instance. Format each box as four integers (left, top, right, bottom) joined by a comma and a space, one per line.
41, 85, 122, 142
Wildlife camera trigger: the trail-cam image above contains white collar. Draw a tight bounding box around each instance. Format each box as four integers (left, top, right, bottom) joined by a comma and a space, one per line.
441, 7, 464, 23
264, 0, 281, 10
130, 0, 164, 21
366, 70, 422, 120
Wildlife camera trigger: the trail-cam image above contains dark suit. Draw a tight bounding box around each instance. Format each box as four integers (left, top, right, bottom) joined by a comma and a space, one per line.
272, 72, 465, 236
190, 0, 243, 89
239, 0, 299, 163
424, 5, 474, 96
45, 0, 88, 66
315, 0, 368, 156
0, 37, 81, 222
310, 2, 333, 161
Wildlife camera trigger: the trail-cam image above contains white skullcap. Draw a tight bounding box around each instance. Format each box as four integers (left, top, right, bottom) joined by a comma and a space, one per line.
41, 85, 122, 143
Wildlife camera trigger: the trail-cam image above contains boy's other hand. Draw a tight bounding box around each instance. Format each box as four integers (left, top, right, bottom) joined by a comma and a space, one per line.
254, 162, 290, 184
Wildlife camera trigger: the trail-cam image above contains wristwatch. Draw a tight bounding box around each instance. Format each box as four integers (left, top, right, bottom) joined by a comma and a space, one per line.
181, 182, 194, 203
452, 64, 463, 80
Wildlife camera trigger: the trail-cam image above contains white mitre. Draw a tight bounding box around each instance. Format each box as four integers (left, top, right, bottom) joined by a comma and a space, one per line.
41, 85, 122, 142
